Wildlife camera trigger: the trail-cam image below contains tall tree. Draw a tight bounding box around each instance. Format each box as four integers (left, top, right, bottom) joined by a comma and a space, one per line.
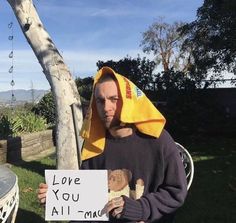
7, 0, 83, 169
97, 55, 156, 90
180, 0, 236, 80
140, 18, 189, 72
75, 76, 93, 101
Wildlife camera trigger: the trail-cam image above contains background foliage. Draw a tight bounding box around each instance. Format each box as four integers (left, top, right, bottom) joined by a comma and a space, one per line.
180, 0, 236, 82
97, 55, 156, 90
32, 91, 55, 125
2, 0, 236, 139
0, 110, 47, 139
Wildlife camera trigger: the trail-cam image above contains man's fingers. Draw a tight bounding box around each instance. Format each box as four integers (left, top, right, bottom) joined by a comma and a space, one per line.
39, 197, 46, 204
106, 197, 124, 213
39, 183, 48, 189
112, 206, 123, 219
37, 192, 46, 199
38, 183, 48, 192
37, 183, 48, 204
37, 192, 46, 204
37, 188, 48, 194
106, 197, 124, 219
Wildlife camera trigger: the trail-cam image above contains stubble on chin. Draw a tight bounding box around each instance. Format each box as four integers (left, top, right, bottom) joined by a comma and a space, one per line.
103, 119, 121, 130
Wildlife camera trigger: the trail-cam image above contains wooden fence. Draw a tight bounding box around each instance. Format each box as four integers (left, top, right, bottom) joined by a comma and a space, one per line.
0, 130, 54, 164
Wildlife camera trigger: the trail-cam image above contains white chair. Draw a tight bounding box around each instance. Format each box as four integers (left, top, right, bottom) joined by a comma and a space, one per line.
175, 142, 194, 190
0, 166, 19, 223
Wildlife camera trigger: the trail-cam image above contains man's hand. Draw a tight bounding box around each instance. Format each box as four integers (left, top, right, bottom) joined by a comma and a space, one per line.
37, 183, 48, 205
106, 197, 125, 219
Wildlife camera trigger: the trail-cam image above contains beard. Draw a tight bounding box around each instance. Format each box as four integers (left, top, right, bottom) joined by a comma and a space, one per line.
103, 116, 120, 129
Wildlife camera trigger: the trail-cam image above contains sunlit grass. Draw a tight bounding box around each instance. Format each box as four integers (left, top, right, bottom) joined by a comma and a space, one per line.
193, 155, 216, 161
11, 156, 56, 223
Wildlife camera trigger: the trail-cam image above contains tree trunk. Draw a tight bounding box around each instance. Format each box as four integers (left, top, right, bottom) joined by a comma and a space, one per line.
7, 0, 83, 169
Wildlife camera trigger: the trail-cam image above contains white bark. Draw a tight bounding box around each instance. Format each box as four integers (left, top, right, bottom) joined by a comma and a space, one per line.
7, 0, 83, 169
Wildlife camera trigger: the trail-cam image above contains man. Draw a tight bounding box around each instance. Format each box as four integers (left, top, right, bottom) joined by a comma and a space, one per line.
38, 66, 187, 222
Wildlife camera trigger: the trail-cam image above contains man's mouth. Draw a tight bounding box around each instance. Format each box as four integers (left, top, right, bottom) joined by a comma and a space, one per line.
104, 115, 113, 121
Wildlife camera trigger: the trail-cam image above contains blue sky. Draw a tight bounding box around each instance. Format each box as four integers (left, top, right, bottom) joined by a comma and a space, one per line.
0, 0, 204, 91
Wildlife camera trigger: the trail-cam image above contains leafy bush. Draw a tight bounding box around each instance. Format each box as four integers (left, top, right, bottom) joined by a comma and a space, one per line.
0, 112, 48, 139
11, 112, 47, 135
32, 92, 56, 124
157, 89, 229, 138
32, 78, 93, 124
75, 76, 93, 101
0, 115, 13, 139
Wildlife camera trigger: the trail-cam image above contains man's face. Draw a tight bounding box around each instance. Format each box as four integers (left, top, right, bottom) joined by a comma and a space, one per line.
94, 79, 122, 129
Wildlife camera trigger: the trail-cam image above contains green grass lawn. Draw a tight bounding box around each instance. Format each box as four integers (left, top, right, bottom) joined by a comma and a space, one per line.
175, 136, 236, 223
11, 155, 56, 223
9, 136, 236, 223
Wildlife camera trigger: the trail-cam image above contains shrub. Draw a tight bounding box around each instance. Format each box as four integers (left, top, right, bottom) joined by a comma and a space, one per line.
0, 115, 13, 139
32, 78, 93, 124
32, 92, 56, 124
11, 112, 48, 135
0, 112, 48, 138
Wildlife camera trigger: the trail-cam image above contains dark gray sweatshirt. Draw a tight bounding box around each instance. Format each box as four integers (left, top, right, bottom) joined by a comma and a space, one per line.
79, 129, 187, 223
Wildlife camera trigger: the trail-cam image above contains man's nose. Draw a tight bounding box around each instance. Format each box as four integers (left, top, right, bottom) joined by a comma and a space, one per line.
104, 99, 112, 112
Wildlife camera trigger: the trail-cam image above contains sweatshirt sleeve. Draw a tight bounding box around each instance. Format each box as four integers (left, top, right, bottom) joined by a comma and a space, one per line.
121, 133, 188, 222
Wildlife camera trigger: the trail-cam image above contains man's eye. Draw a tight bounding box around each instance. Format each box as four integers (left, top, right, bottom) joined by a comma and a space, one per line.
96, 98, 104, 104
111, 98, 119, 103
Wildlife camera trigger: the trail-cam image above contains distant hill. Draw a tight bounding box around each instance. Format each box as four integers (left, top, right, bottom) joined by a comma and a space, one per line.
0, 89, 49, 103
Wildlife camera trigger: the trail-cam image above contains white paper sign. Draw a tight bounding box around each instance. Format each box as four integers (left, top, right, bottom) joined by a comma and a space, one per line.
45, 170, 108, 221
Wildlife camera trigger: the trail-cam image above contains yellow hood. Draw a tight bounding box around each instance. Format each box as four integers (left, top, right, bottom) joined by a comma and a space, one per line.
80, 66, 166, 160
